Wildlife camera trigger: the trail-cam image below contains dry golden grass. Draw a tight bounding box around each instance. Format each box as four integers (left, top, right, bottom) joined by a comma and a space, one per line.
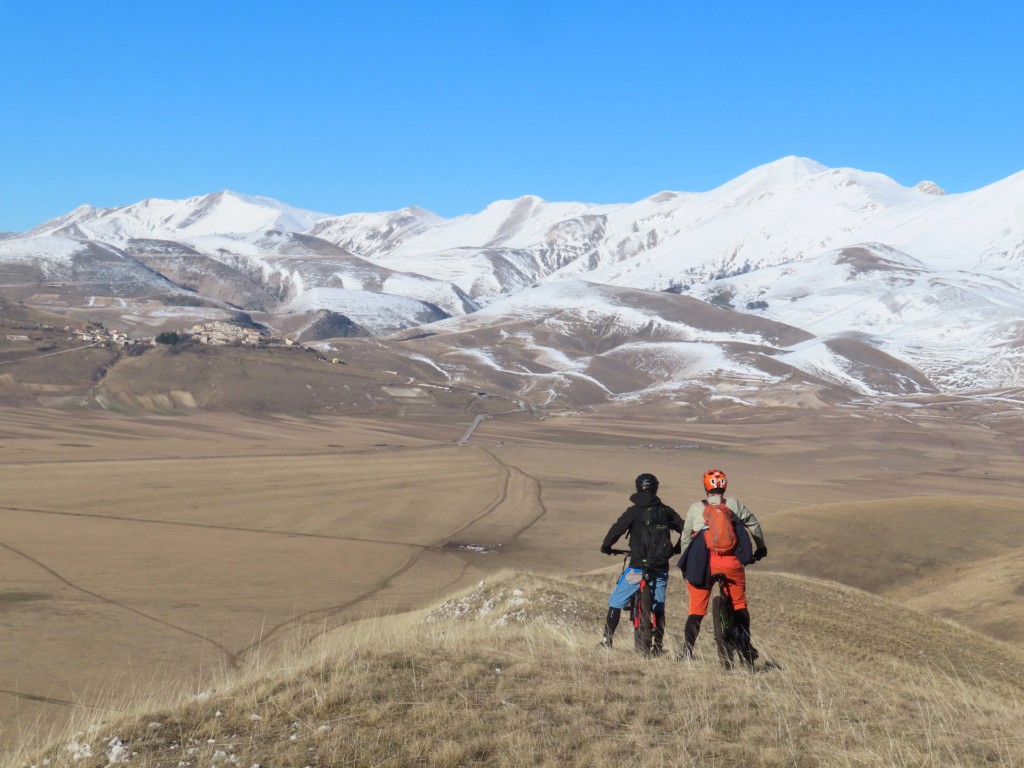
766, 496, 1024, 643
12, 570, 1024, 768
3, 401, 1024, 762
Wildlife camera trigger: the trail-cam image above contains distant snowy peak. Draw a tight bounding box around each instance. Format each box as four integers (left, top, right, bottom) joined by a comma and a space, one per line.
307, 206, 444, 258
197, 190, 332, 233
305, 157, 1024, 309
644, 190, 695, 204
389, 197, 605, 256
713, 156, 828, 193
28, 190, 332, 242
715, 157, 921, 208
914, 181, 947, 196
25, 204, 99, 239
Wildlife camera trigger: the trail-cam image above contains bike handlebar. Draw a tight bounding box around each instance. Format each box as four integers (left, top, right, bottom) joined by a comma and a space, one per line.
608, 549, 629, 556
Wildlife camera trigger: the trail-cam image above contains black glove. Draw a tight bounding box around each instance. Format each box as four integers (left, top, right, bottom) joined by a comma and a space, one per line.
753, 544, 768, 562
672, 539, 682, 555
600, 545, 613, 555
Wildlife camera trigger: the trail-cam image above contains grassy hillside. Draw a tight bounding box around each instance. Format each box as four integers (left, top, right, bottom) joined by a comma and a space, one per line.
766, 496, 1024, 643
13, 570, 1024, 768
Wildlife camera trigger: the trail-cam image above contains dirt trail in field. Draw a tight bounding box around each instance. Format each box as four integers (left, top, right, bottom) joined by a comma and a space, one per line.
225, 408, 546, 666
0, 410, 548, 721
450, 447, 549, 542
0, 540, 235, 660
228, 442, 550, 667
0, 503, 448, 551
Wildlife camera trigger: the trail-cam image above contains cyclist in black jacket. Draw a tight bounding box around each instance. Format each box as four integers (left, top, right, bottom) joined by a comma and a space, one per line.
599, 473, 684, 654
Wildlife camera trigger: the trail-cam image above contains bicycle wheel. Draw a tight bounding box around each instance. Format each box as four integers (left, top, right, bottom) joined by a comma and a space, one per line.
634, 582, 654, 655
711, 593, 735, 670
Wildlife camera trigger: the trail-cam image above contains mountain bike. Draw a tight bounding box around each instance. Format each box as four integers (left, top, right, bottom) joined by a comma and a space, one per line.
610, 549, 661, 656
710, 572, 758, 670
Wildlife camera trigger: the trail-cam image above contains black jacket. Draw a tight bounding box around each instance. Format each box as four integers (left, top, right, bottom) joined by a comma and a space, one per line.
602, 491, 684, 570
677, 512, 754, 588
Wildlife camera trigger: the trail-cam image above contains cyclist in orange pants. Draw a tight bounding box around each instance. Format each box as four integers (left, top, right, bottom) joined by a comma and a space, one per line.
678, 468, 767, 661
686, 552, 748, 616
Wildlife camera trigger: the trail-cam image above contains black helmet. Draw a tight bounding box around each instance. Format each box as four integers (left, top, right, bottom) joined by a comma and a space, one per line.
635, 473, 659, 493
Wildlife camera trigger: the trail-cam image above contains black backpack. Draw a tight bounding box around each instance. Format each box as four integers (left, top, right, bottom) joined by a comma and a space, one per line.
630, 505, 675, 566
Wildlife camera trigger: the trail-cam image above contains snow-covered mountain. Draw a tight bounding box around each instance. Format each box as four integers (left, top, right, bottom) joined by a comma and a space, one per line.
0, 236, 186, 297
13, 192, 478, 331
304, 157, 1024, 394
684, 243, 1024, 391
317, 157, 1023, 297
27, 190, 331, 241
4, 157, 1023, 403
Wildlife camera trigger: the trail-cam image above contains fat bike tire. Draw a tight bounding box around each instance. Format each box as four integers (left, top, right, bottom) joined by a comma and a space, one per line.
634, 584, 654, 655
711, 595, 735, 670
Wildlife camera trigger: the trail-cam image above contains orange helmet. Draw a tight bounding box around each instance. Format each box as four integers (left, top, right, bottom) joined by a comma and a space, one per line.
702, 468, 727, 493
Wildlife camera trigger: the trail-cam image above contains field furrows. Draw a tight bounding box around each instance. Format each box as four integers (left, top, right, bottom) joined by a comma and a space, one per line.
0, 439, 558, 718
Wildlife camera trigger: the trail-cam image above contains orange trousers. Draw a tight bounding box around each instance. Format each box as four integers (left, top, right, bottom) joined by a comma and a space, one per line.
686, 552, 747, 615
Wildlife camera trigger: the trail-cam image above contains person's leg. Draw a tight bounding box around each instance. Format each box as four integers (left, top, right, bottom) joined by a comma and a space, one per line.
602, 569, 641, 647
683, 615, 703, 659
716, 560, 756, 666
652, 570, 669, 615
683, 580, 711, 658
600, 607, 621, 647
734, 608, 750, 645
686, 580, 712, 617
733, 608, 757, 667
719, 561, 747, 611
651, 571, 669, 654
652, 611, 666, 655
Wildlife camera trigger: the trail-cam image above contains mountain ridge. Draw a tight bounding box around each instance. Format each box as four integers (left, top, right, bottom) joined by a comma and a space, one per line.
3, 156, 1023, 404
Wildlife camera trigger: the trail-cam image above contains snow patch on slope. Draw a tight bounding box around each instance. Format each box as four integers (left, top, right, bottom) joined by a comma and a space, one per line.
283, 287, 447, 334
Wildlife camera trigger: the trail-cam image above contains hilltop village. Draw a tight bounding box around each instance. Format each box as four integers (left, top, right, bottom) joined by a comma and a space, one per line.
39, 320, 344, 364
62, 320, 309, 350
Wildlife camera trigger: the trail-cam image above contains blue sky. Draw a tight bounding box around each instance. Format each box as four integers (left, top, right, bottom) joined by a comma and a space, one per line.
2, 1, 1021, 231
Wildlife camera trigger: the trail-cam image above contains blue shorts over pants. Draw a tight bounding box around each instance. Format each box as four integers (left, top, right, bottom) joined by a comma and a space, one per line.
608, 567, 669, 614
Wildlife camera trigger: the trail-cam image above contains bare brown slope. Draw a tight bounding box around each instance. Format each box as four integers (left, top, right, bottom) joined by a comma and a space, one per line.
97, 344, 354, 413
95, 343, 516, 417
765, 495, 1024, 642
125, 239, 279, 310
381, 283, 938, 403
824, 336, 936, 393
